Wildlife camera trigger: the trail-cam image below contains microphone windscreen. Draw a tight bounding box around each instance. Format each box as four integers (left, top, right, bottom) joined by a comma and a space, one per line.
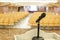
36, 13, 46, 23
41, 13, 46, 17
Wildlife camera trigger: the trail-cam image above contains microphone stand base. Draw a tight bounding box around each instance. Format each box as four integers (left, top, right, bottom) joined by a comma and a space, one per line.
32, 36, 44, 40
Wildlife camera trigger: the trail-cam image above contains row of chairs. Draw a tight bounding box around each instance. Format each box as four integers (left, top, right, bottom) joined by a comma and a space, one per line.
29, 12, 60, 26
0, 12, 29, 25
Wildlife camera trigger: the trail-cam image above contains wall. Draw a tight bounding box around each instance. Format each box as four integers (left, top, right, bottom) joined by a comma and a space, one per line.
0, 6, 18, 13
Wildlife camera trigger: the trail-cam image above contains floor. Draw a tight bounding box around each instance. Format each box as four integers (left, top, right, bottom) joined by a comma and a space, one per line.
14, 14, 32, 28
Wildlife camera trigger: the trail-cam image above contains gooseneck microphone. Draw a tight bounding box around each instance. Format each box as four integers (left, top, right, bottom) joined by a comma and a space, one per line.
32, 13, 46, 40
36, 13, 46, 23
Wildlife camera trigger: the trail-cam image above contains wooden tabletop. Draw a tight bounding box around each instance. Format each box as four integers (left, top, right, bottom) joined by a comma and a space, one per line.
43, 29, 60, 34
0, 28, 60, 40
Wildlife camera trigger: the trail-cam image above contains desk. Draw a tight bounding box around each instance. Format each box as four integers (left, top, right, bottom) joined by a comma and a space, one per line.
0, 28, 60, 40
43, 29, 60, 34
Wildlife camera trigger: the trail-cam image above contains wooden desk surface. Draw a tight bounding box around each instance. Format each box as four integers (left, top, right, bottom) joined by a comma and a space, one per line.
43, 29, 60, 34
0, 28, 60, 40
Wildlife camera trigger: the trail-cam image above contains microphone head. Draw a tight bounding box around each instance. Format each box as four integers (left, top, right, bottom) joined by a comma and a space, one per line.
36, 13, 46, 23
41, 13, 46, 17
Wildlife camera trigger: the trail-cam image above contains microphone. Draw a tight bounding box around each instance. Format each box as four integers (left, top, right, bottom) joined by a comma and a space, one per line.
32, 13, 46, 40
36, 13, 46, 23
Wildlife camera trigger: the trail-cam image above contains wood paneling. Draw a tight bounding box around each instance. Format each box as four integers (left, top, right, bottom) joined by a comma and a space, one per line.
0, 6, 18, 13
0, 7, 3, 13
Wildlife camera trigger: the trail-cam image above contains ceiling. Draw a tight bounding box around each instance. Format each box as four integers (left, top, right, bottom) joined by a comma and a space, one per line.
0, 0, 59, 6
0, 0, 58, 2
